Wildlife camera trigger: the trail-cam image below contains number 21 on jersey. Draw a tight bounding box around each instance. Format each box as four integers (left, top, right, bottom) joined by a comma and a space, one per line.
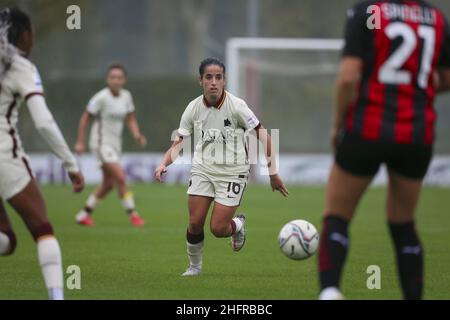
379, 22, 435, 89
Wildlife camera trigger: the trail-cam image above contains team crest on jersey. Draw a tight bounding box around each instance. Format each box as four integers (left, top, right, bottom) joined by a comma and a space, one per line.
224, 118, 231, 127
34, 71, 43, 87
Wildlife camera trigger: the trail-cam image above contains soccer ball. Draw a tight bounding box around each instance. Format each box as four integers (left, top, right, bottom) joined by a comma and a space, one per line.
278, 219, 320, 260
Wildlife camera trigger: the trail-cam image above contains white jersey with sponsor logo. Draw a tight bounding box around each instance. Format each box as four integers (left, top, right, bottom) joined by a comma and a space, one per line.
87, 88, 135, 153
0, 54, 43, 158
178, 90, 260, 178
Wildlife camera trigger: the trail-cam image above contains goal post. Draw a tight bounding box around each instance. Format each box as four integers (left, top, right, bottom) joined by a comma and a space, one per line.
225, 37, 344, 154
226, 38, 344, 97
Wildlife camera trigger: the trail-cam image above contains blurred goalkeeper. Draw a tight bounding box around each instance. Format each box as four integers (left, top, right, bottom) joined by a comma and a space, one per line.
318, 0, 450, 300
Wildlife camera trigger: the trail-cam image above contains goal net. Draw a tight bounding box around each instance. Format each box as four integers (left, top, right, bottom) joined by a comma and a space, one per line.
226, 38, 344, 153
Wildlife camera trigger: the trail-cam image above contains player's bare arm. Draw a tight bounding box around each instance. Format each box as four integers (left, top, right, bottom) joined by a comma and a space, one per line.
126, 112, 147, 148
255, 124, 289, 197
74, 111, 92, 154
332, 57, 363, 148
154, 135, 185, 182
436, 68, 450, 93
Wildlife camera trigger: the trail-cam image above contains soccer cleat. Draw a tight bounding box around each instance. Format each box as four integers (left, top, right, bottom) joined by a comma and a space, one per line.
130, 212, 145, 227
181, 266, 202, 276
319, 287, 345, 300
75, 211, 95, 227
231, 213, 246, 252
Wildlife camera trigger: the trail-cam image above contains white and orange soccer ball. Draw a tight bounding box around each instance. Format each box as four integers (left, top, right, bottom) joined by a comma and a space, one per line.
278, 219, 320, 260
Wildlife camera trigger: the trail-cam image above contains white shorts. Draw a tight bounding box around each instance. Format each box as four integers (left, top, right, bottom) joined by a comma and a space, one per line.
0, 155, 33, 200
187, 172, 248, 207
92, 145, 120, 165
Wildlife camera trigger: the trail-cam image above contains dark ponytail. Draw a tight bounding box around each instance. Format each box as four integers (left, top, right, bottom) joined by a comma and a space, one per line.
1, 8, 32, 46
0, 8, 30, 81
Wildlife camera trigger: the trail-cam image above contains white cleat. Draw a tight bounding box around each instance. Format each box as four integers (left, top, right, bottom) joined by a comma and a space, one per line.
181, 266, 202, 276
231, 214, 246, 252
319, 287, 345, 300
75, 211, 95, 226
75, 211, 88, 222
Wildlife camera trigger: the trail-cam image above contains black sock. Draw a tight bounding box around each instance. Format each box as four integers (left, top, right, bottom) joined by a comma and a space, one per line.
84, 206, 93, 216
388, 221, 423, 300
318, 215, 349, 290
186, 229, 204, 245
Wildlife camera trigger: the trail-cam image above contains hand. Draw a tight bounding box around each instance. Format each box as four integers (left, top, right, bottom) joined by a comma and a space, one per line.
74, 142, 85, 155
135, 134, 147, 148
68, 171, 84, 193
270, 174, 289, 197
154, 164, 167, 183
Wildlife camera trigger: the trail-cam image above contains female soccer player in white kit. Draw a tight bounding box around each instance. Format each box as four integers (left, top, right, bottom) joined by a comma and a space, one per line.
155, 58, 289, 276
74, 64, 146, 227
0, 8, 84, 300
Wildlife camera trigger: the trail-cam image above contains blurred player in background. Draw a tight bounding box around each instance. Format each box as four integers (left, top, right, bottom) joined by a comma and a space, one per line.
74, 64, 147, 227
154, 58, 288, 276
0, 8, 84, 300
318, 0, 450, 300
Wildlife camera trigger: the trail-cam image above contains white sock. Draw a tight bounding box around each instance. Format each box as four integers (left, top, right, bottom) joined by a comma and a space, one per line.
86, 194, 98, 210
232, 217, 243, 233
37, 237, 64, 300
48, 288, 64, 300
0, 232, 10, 255
187, 241, 203, 269
121, 192, 136, 212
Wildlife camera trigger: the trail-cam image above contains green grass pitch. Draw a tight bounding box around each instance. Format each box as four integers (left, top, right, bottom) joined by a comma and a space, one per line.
1, 184, 449, 300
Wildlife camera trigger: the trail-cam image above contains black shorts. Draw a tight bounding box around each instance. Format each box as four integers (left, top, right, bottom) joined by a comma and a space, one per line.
335, 133, 433, 180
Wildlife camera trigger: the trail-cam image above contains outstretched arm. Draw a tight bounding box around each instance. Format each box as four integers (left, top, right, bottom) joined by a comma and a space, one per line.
74, 111, 92, 154
27, 95, 84, 192
126, 112, 147, 148
255, 124, 289, 197
154, 136, 185, 183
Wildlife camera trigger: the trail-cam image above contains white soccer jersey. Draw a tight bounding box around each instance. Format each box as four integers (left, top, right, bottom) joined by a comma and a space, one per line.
87, 88, 135, 153
0, 54, 44, 158
178, 90, 260, 178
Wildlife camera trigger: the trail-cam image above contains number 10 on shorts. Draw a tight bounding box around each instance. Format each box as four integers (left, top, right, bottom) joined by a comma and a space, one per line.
227, 182, 242, 197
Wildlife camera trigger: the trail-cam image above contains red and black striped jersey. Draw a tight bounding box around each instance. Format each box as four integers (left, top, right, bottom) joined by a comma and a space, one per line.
343, 0, 450, 145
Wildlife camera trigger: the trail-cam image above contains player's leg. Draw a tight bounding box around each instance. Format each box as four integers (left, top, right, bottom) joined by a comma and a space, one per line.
8, 180, 64, 300
102, 162, 145, 226
210, 203, 238, 238
385, 145, 431, 300
210, 202, 246, 252
386, 169, 424, 300
182, 195, 213, 276
318, 134, 380, 299
319, 163, 373, 299
0, 200, 17, 256
76, 169, 114, 226
183, 174, 216, 276
210, 179, 248, 251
